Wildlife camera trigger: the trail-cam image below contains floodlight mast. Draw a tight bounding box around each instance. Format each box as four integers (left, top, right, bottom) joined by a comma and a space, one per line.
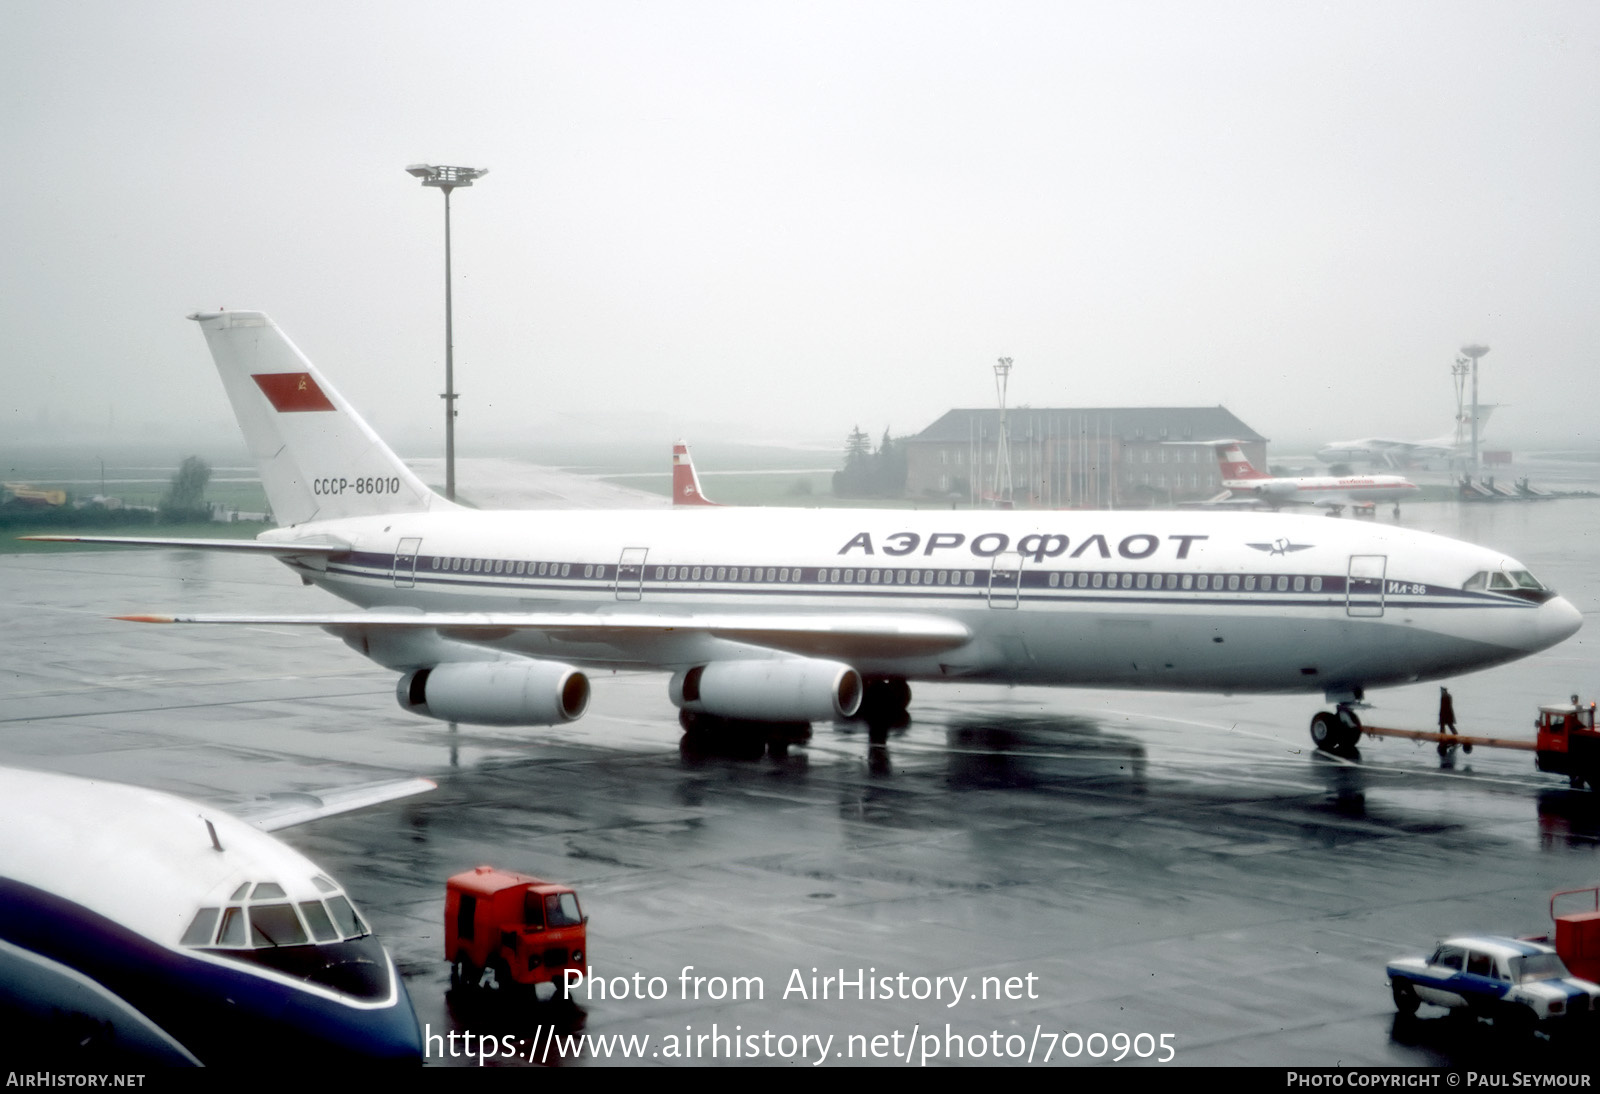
406, 164, 489, 502
1459, 344, 1489, 476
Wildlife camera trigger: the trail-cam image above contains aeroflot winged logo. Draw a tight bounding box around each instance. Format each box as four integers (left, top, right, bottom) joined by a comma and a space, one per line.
1247, 538, 1315, 556
252, 372, 336, 413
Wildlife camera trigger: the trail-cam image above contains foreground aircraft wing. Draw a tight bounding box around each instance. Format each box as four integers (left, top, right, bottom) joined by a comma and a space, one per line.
117, 610, 973, 660
229, 776, 437, 832
20, 534, 348, 555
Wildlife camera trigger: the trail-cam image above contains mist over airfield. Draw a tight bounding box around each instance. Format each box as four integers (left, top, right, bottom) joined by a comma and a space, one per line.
4, 2, 1598, 458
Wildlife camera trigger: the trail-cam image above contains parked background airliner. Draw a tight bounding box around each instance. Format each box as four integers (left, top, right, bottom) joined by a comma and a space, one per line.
0, 767, 430, 1065
1316, 407, 1497, 468
1212, 441, 1420, 517
27, 312, 1579, 755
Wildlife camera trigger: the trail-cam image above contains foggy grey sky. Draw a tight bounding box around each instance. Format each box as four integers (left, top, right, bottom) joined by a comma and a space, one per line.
4, 1, 1598, 456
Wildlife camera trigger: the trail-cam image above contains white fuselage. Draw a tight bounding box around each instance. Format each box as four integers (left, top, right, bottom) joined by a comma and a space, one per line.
1222, 472, 1421, 509
265, 505, 1577, 697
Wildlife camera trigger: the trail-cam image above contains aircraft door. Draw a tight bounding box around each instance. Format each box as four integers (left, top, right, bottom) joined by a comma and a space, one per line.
393, 537, 422, 588
1346, 555, 1386, 617
987, 551, 1023, 609
616, 547, 648, 601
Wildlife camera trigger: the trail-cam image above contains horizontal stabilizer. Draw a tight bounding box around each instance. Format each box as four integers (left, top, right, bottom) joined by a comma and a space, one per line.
231, 777, 437, 832
116, 609, 973, 660
21, 535, 349, 555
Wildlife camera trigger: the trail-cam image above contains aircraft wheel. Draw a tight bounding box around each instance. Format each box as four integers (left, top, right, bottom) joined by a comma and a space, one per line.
1392, 979, 1420, 1016
1310, 712, 1341, 752
1336, 707, 1362, 749
858, 676, 913, 727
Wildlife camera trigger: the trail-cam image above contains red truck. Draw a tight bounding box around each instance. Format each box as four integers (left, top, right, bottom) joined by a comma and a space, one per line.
446, 866, 587, 999
1535, 699, 1600, 789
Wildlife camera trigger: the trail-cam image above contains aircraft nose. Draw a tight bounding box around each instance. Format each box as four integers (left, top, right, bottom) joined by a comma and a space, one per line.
1532, 595, 1583, 650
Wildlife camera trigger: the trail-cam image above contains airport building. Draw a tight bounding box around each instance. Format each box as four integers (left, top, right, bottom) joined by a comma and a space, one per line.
903, 407, 1267, 507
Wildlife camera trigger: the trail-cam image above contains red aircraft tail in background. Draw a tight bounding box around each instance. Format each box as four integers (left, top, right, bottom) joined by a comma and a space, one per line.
672, 442, 721, 506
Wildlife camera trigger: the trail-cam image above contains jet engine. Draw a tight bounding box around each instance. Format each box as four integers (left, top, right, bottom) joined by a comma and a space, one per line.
668, 658, 863, 722
397, 660, 590, 726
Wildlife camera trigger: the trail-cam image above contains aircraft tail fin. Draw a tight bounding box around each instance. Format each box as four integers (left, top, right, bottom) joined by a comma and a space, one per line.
671, 441, 721, 506
189, 311, 453, 526
1214, 441, 1269, 481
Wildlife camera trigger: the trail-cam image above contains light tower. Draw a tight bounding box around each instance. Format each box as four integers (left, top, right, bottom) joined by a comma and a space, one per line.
992, 357, 1014, 508
406, 163, 489, 502
1450, 356, 1471, 454
1459, 344, 1489, 475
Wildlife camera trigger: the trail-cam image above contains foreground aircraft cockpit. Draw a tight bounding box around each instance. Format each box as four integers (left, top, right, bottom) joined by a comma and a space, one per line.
0, 767, 428, 1065
179, 873, 390, 1000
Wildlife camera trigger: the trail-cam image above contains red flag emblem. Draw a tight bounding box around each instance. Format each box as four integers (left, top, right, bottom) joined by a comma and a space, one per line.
253, 372, 336, 412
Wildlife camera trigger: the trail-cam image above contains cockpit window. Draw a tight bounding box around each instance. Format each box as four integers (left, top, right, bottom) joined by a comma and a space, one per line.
228, 882, 251, 901
1489, 572, 1515, 590
250, 904, 309, 947
1462, 572, 1487, 591
182, 907, 220, 947
1511, 570, 1545, 590
326, 894, 369, 938
299, 900, 341, 942
311, 875, 338, 894
251, 882, 287, 899
218, 906, 247, 946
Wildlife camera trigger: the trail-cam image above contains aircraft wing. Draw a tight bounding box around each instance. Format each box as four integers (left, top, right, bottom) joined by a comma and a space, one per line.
116, 610, 974, 660
21, 535, 347, 555
229, 777, 437, 832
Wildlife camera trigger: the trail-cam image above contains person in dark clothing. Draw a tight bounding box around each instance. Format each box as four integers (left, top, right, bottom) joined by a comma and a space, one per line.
1439, 687, 1470, 753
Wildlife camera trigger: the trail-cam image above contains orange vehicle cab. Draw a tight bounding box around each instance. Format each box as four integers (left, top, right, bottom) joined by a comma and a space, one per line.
1535, 701, 1600, 789
446, 866, 586, 997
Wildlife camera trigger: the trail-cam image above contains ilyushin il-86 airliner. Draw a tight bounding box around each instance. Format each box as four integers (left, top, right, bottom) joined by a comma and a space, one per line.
28, 311, 1582, 754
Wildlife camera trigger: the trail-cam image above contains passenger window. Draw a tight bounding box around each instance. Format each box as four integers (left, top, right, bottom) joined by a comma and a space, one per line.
1467, 952, 1492, 977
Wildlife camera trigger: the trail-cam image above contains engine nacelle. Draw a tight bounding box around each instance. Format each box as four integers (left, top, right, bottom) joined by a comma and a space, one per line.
397, 661, 590, 726
668, 658, 863, 722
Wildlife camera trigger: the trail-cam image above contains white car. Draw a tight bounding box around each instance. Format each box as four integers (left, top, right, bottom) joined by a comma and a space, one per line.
1386, 935, 1600, 1031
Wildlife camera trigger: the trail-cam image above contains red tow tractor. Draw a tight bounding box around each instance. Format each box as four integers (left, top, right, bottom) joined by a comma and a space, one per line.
1535, 699, 1600, 790
446, 866, 587, 1001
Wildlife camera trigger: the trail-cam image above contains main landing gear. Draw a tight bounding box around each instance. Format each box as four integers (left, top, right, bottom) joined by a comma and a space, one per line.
1309, 704, 1363, 754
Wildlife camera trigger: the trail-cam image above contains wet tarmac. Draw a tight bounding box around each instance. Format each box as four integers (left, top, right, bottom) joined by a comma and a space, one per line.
3, 494, 1599, 1067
